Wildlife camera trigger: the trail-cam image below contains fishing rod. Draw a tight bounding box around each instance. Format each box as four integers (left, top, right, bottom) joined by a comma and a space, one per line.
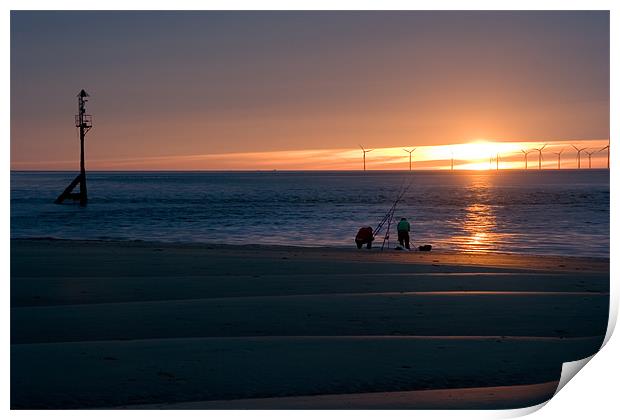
381, 183, 410, 250
373, 175, 414, 250
375, 179, 410, 234
373, 184, 405, 237
381, 210, 395, 251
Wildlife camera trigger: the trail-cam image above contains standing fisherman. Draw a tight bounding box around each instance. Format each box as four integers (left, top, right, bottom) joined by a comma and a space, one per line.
397, 218, 411, 250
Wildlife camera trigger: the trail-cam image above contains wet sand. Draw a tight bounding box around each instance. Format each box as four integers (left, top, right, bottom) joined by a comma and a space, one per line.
10, 239, 609, 409
120, 381, 562, 410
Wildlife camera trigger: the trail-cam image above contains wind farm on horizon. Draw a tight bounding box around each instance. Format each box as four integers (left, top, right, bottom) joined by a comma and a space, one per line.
21, 140, 610, 172
354, 141, 610, 172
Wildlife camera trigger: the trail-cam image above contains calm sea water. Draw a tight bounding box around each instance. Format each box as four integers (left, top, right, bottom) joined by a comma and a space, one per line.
10, 170, 609, 258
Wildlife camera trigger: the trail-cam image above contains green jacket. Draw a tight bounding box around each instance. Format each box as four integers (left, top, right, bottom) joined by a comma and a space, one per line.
397, 220, 410, 232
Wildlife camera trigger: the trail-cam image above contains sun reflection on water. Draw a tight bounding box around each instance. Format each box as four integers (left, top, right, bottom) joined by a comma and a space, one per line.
448, 176, 515, 253
457, 203, 498, 252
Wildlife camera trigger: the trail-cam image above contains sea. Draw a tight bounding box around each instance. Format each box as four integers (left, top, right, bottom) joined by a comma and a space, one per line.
10, 170, 610, 258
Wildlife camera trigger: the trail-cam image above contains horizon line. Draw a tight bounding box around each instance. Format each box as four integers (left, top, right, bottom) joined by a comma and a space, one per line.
10, 168, 611, 173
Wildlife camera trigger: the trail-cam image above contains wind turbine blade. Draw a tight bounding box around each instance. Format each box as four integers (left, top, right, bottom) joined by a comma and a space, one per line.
572, 145, 579, 151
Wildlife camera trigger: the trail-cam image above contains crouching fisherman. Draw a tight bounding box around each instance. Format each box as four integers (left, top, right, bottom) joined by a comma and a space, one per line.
355, 226, 374, 249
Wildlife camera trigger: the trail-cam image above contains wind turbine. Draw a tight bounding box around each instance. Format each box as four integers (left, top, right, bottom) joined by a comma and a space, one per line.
599, 144, 610, 169
572, 145, 587, 169
532, 144, 547, 170
450, 149, 454, 170
403, 148, 416, 171
520, 149, 533, 169
552, 149, 565, 170
584, 150, 596, 169
496, 152, 500, 171
359, 145, 373, 171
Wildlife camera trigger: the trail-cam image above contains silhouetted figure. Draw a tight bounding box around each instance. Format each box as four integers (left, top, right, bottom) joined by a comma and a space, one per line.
397, 217, 411, 250
355, 226, 374, 249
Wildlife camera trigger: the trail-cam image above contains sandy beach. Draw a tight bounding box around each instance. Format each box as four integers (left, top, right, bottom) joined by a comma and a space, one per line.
10, 239, 609, 409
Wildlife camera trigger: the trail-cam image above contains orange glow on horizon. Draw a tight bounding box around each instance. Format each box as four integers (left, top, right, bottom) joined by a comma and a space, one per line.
10, 139, 610, 171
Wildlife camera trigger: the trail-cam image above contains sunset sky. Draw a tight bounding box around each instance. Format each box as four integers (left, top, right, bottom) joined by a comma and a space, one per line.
11, 11, 609, 170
